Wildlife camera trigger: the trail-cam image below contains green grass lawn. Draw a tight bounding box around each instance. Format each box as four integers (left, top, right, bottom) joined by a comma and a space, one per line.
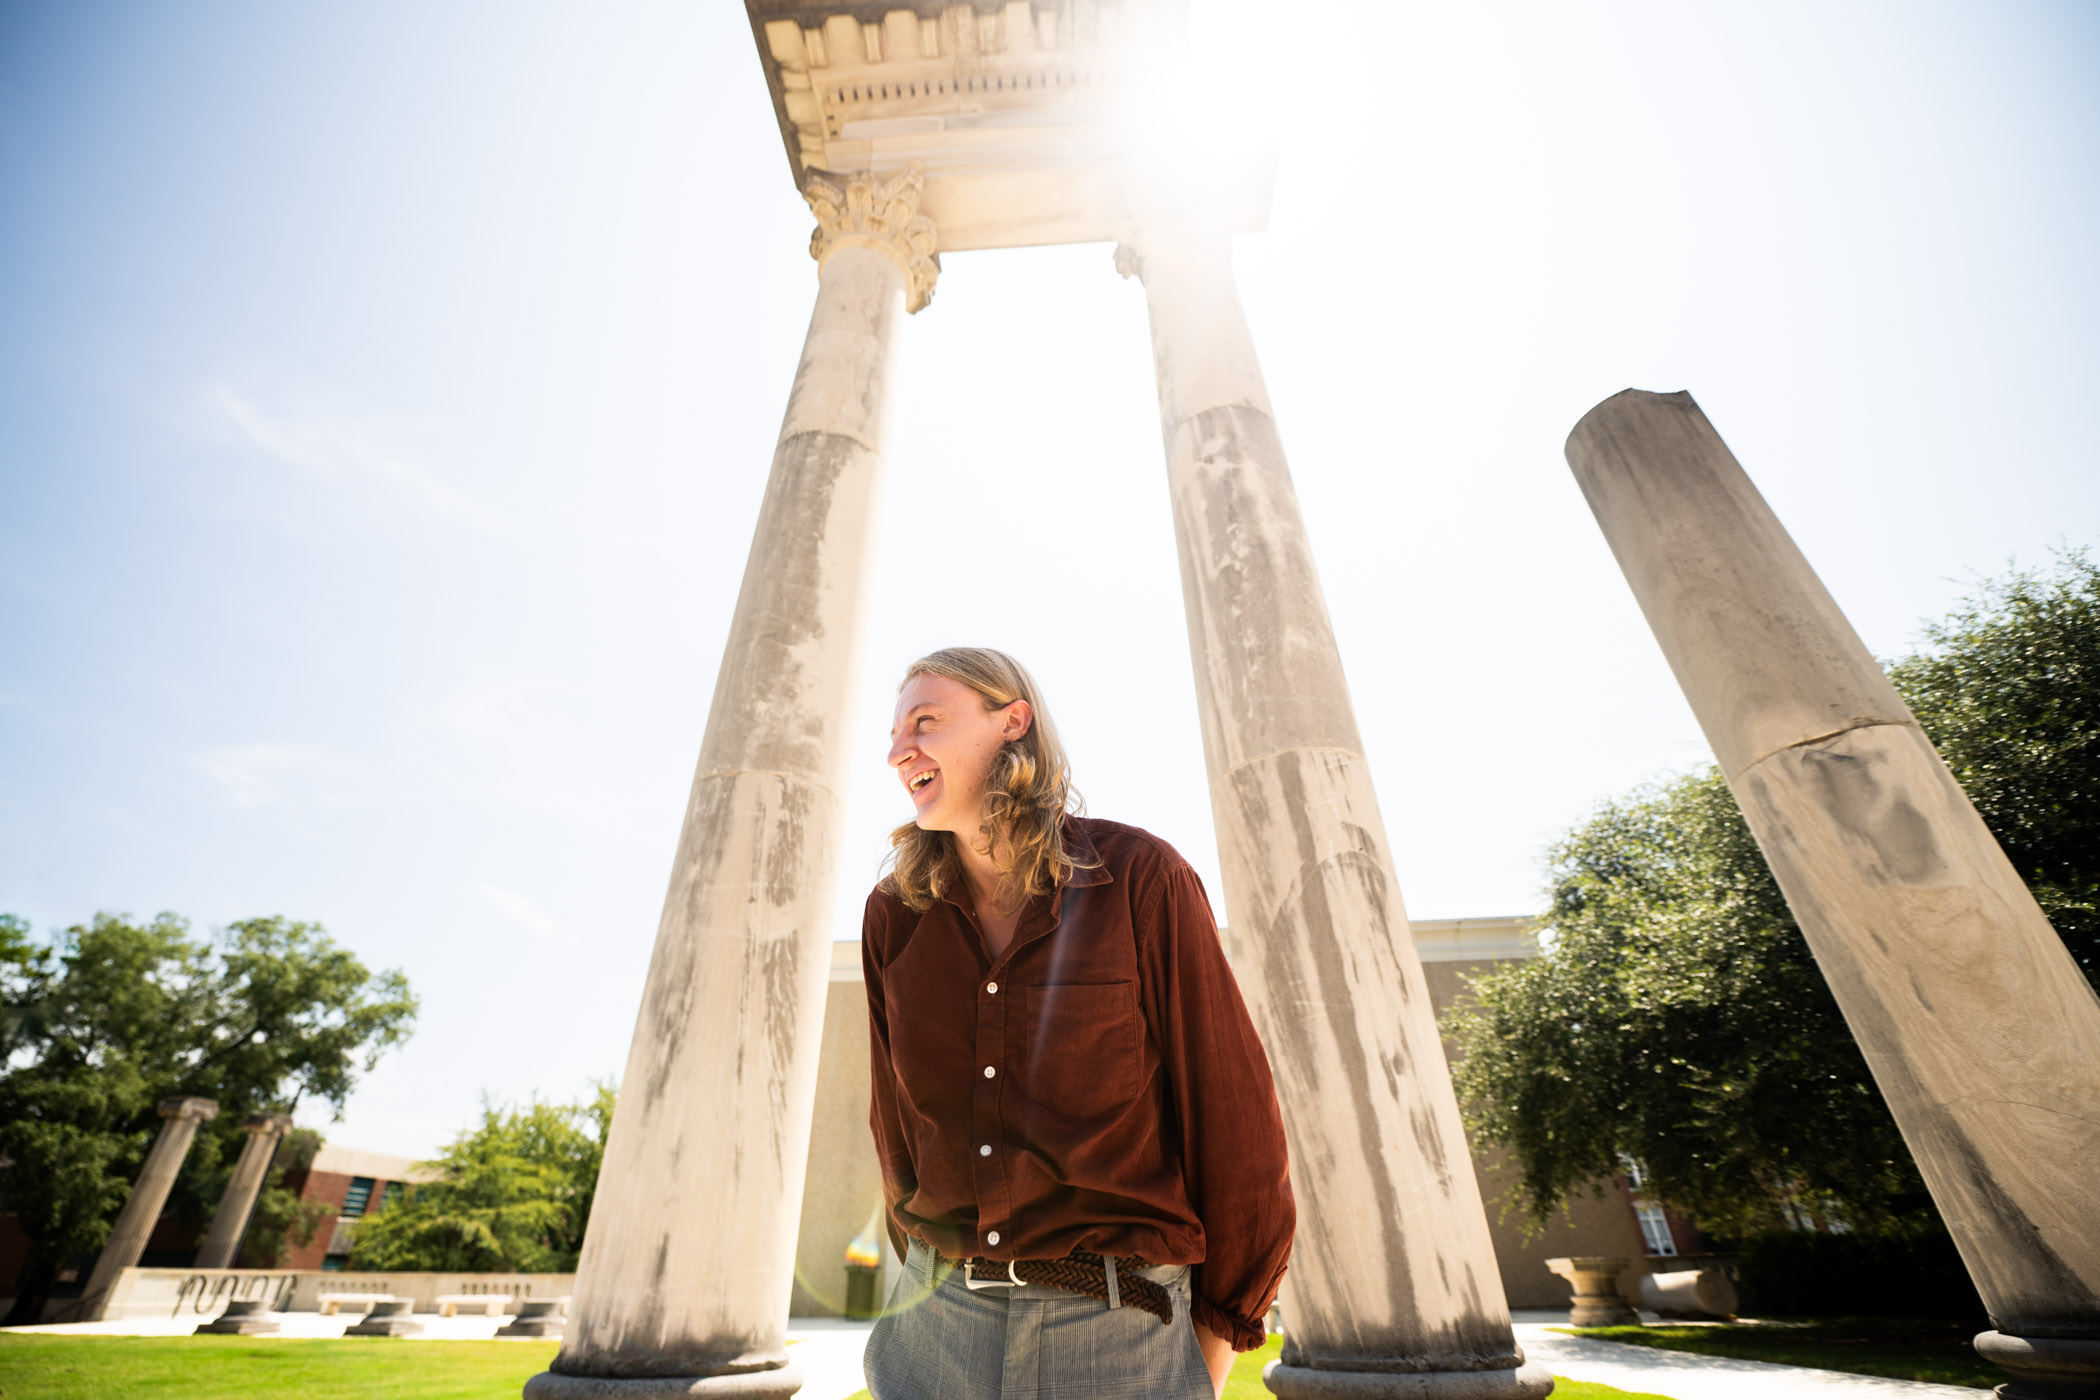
0, 1334, 559, 1400
1561, 1318, 1999, 1390
0, 1331, 1667, 1400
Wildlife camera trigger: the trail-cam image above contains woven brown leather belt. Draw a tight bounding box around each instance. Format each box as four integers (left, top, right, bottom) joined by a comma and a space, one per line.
944, 1248, 1174, 1328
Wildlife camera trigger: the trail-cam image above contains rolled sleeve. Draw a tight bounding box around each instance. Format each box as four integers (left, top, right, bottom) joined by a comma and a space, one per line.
1138, 861, 1295, 1351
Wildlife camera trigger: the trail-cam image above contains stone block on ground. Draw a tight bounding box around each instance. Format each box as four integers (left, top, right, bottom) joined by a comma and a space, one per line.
193, 1299, 280, 1335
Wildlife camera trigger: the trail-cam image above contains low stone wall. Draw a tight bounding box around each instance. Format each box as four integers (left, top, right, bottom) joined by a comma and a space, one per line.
94, 1267, 576, 1319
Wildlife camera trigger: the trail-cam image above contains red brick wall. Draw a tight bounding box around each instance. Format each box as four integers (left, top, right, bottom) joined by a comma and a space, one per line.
271, 1168, 354, 1272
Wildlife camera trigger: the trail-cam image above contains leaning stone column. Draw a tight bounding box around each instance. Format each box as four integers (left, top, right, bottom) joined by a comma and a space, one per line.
195, 1111, 294, 1269
525, 164, 935, 1400
77, 1095, 219, 1320
1566, 389, 2100, 1400
1120, 228, 1551, 1398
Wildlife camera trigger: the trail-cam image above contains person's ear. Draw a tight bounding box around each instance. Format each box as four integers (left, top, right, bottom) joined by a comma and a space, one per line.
1001, 699, 1034, 742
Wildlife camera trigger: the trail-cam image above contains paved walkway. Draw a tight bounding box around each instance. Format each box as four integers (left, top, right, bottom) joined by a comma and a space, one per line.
1511, 1313, 1987, 1399
6, 1311, 1991, 1399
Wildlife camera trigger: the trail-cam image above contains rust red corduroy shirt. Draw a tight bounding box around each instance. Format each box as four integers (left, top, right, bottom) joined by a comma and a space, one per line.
861, 816, 1295, 1351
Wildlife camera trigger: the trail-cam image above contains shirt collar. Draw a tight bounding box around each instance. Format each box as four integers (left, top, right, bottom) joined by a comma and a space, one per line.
1059, 816, 1112, 889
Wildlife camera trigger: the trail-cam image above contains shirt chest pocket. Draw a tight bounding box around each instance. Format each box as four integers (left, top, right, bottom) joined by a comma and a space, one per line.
1022, 980, 1143, 1120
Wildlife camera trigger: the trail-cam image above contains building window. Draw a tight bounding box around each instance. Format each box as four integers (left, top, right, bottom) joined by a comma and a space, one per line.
342, 1176, 376, 1217
321, 1256, 346, 1272
381, 1180, 405, 1209
1635, 1203, 1677, 1257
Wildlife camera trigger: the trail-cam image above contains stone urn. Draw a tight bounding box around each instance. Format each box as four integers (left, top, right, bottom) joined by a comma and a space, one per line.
1545, 1256, 1641, 1327
344, 1298, 424, 1337
194, 1298, 281, 1335
497, 1298, 569, 1339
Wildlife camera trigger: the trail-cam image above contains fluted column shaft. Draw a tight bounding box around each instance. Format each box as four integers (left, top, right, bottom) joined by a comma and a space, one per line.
528, 166, 933, 1400
1121, 229, 1551, 1399
196, 1112, 294, 1269
79, 1096, 218, 1320
1566, 389, 2100, 1400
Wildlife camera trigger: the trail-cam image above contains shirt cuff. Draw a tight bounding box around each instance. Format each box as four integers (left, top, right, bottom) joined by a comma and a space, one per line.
1191, 1293, 1269, 1352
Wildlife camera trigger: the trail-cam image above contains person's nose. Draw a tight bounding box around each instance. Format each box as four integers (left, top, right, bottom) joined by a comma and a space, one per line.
888, 732, 916, 770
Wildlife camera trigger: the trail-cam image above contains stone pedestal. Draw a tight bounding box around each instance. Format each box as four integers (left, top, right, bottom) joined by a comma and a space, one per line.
1975, 1332, 2100, 1400
194, 1299, 281, 1335
1121, 230, 1550, 1400
500, 1299, 570, 1339
523, 165, 933, 1400
195, 1112, 294, 1269
1565, 388, 2100, 1397
76, 1096, 219, 1321
345, 1299, 424, 1337
1545, 1258, 1640, 1328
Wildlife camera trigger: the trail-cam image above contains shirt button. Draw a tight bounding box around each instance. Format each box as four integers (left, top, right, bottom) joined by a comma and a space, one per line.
987, 1231, 1001, 1246
983, 1065, 996, 1079
979, 1144, 992, 1157
986, 981, 999, 994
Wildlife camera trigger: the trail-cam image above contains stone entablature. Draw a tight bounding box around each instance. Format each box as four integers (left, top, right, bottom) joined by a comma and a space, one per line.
746, 0, 1271, 252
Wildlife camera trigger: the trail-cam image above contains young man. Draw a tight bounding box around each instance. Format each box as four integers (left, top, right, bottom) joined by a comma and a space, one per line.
861, 647, 1294, 1400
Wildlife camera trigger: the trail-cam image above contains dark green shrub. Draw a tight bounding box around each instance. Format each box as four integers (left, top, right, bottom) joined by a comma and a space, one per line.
1735, 1228, 1984, 1319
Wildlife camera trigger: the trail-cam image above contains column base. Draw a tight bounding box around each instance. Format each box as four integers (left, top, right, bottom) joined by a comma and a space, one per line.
1975, 1331, 2100, 1400
194, 1301, 280, 1335
522, 1364, 804, 1400
1263, 1361, 1556, 1398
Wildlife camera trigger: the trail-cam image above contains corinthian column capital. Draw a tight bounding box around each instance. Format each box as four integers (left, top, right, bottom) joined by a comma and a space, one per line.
803, 161, 940, 313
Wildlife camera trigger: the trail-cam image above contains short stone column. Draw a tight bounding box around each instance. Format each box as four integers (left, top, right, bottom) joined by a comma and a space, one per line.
77, 1095, 219, 1320
525, 165, 935, 1400
195, 1111, 294, 1269
1565, 389, 2100, 1398
1120, 228, 1551, 1399
1545, 1258, 1640, 1327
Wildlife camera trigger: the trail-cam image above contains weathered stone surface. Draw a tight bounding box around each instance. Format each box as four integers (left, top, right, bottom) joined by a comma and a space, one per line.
1263, 1363, 1556, 1400
1637, 1268, 1736, 1321
500, 1299, 570, 1339
1565, 388, 2100, 1381
193, 1298, 281, 1335
1545, 1258, 1640, 1328
1973, 1330, 2100, 1399
196, 1112, 294, 1270
344, 1299, 424, 1337
1125, 228, 1534, 1393
533, 240, 908, 1393
523, 1368, 805, 1400
75, 1096, 219, 1321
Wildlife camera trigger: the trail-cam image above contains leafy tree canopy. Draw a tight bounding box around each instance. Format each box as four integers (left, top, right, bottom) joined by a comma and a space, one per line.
1450, 551, 2100, 1239
0, 913, 416, 1321
347, 1086, 613, 1274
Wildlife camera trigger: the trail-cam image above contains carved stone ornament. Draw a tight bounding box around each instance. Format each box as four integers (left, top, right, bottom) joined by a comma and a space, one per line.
803, 161, 941, 313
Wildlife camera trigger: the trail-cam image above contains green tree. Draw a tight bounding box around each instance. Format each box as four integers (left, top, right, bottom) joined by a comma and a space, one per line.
1450, 552, 2100, 1237
348, 1086, 613, 1274
0, 914, 417, 1322
1889, 551, 2100, 980
239, 1128, 334, 1267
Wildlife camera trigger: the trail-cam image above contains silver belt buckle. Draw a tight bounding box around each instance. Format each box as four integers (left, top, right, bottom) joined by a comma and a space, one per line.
963, 1258, 1024, 1290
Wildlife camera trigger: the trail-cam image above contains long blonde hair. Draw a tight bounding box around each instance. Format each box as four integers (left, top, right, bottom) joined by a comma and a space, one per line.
883, 647, 1095, 911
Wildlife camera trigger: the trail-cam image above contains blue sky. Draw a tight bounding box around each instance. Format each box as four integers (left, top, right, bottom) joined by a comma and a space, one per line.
3, 0, 2096, 1155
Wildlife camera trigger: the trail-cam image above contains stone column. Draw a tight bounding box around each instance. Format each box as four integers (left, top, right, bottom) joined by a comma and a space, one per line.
1119, 228, 1552, 1399
195, 1112, 294, 1269
1565, 389, 2100, 1399
77, 1096, 219, 1320
526, 164, 935, 1400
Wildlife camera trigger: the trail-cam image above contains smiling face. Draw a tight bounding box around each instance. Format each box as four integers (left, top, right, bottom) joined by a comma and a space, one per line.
888, 672, 1033, 835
